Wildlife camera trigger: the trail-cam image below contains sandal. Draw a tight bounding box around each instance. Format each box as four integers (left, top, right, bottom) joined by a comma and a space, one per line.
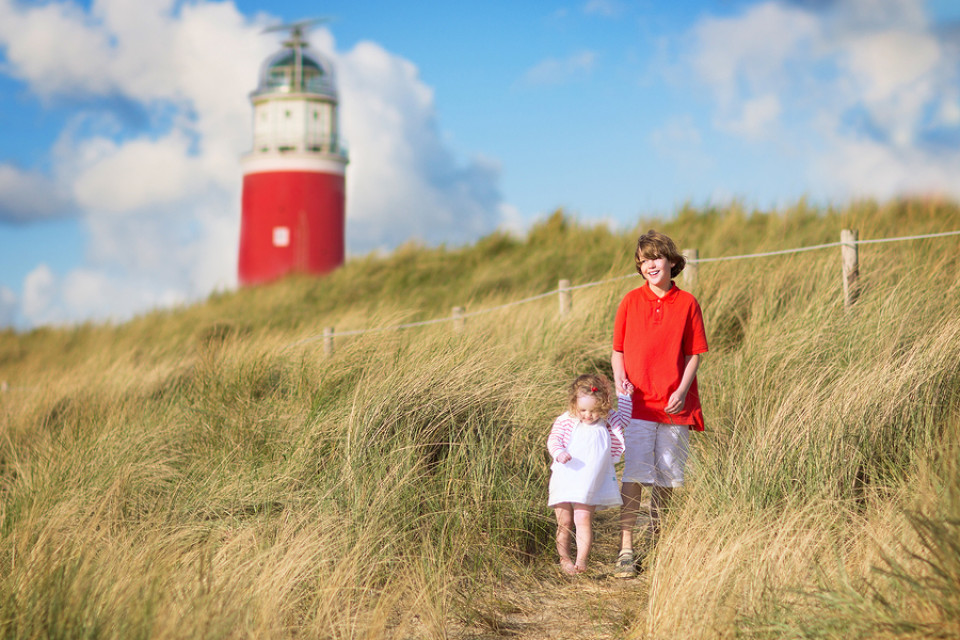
614, 549, 637, 578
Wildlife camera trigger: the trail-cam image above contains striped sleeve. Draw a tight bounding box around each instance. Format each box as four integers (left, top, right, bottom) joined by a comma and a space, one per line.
608, 393, 633, 429
606, 394, 632, 461
547, 413, 575, 460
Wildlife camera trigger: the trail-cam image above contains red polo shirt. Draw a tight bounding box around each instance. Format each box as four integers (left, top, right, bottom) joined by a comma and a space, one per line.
613, 282, 708, 430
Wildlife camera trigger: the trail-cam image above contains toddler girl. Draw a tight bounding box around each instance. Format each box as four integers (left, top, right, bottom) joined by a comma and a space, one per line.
547, 373, 632, 574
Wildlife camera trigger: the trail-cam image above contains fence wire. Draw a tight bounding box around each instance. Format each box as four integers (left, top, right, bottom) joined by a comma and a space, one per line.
284, 228, 960, 347
5, 228, 957, 390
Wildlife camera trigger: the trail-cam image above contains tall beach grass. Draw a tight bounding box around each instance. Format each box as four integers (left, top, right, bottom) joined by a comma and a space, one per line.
0, 199, 958, 638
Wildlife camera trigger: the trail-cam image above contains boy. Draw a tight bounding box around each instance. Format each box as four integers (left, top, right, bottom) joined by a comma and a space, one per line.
611, 229, 708, 578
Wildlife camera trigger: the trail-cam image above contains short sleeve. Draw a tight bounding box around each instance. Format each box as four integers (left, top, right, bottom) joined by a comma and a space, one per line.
613, 296, 628, 352
682, 299, 709, 356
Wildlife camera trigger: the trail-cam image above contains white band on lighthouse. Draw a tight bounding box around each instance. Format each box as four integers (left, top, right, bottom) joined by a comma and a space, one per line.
242, 153, 347, 176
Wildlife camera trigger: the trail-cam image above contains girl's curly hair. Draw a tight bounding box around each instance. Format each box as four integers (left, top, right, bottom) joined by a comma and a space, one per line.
567, 373, 613, 416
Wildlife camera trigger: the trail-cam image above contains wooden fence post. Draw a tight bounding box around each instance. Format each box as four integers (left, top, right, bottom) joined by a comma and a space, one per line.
323, 327, 335, 355
452, 306, 466, 332
682, 249, 699, 289
841, 229, 859, 307
558, 279, 572, 316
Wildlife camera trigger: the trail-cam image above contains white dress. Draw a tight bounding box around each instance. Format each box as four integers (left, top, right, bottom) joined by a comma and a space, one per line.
547, 419, 622, 508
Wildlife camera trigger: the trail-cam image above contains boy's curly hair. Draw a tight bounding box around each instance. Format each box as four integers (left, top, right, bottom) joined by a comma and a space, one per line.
635, 229, 686, 278
567, 373, 613, 416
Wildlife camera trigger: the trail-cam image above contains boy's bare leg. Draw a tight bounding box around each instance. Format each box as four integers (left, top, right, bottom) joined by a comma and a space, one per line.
572, 504, 595, 572
649, 486, 674, 539
554, 504, 577, 574
619, 481, 644, 551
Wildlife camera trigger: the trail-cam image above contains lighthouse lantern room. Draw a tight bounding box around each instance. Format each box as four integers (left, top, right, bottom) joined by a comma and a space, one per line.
238, 22, 348, 285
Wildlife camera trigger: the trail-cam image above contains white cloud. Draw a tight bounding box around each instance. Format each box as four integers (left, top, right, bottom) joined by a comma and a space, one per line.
0, 286, 16, 327
0, 0, 267, 327
21, 264, 58, 325
61, 268, 186, 322
842, 31, 940, 103
935, 92, 960, 126
519, 50, 597, 86
0, 0, 509, 327
70, 133, 209, 214
689, 2, 820, 106
828, 0, 928, 29
496, 202, 526, 238
583, 0, 625, 18
0, 0, 116, 96
0, 165, 74, 222
724, 94, 782, 139
815, 134, 960, 201
649, 115, 714, 174
684, 0, 960, 199
19, 263, 188, 327
836, 29, 945, 146
651, 116, 702, 148
332, 39, 506, 252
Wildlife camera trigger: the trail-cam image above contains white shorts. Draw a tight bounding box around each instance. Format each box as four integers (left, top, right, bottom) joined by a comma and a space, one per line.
621, 419, 690, 488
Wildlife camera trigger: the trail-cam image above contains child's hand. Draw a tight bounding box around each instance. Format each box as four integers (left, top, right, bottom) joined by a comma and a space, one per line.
556, 451, 572, 464
665, 389, 687, 414
621, 379, 635, 395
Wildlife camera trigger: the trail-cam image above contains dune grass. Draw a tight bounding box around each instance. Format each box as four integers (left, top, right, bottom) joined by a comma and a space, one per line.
1, 198, 959, 638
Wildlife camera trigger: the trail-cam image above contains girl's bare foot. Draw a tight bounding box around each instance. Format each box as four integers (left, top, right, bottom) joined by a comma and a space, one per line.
574, 562, 587, 574
560, 559, 577, 575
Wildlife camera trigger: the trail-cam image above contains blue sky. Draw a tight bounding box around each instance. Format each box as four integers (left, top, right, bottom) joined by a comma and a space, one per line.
1, 0, 959, 328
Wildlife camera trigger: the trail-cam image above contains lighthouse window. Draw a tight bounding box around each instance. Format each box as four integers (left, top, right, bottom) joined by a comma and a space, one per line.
267, 68, 290, 91
272, 227, 290, 247
285, 110, 291, 118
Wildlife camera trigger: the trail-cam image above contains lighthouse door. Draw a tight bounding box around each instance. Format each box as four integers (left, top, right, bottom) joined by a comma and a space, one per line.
295, 209, 310, 271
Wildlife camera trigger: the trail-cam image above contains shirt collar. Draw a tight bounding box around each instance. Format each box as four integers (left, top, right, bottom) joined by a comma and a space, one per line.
639, 281, 680, 303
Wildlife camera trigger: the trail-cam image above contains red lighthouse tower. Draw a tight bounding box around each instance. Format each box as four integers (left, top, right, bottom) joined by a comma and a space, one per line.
238, 22, 348, 285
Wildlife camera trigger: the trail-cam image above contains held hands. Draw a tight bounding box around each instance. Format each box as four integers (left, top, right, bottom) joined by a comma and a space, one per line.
556, 451, 572, 464
615, 377, 635, 395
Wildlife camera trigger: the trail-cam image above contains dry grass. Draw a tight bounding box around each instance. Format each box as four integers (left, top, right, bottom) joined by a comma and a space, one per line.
1, 200, 959, 639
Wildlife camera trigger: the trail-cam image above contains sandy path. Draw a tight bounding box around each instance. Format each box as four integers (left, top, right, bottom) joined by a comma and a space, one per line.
451, 509, 653, 639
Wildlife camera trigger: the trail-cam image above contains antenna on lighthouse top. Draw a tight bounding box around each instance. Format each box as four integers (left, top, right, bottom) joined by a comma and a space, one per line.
262, 18, 329, 48
260, 18, 332, 93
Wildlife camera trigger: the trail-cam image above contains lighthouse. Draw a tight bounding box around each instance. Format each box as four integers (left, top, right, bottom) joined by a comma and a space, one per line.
238, 22, 348, 285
